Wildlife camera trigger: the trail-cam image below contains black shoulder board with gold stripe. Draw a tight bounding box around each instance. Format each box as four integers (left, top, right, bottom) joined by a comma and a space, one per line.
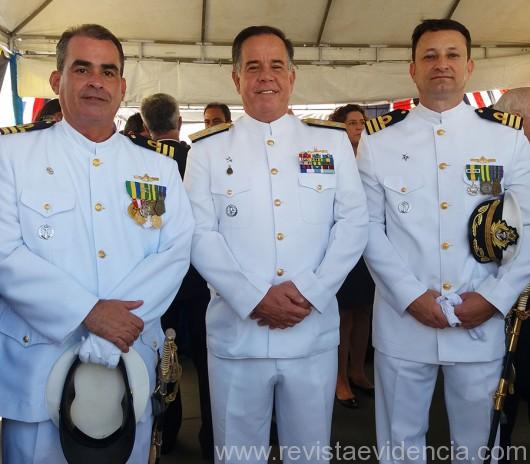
189, 122, 232, 143
365, 109, 409, 135
475, 107, 522, 130
302, 118, 346, 131
0, 120, 56, 136
124, 132, 176, 159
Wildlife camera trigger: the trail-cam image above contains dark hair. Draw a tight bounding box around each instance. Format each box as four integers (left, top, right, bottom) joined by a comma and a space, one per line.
141, 93, 180, 133
329, 104, 366, 123
56, 24, 125, 76
204, 103, 232, 122
35, 98, 62, 122
123, 113, 145, 134
232, 25, 294, 71
411, 19, 471, 61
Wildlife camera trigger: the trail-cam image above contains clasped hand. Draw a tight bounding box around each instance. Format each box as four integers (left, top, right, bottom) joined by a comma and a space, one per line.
407, 290, 497, 329
250, 281, 311, 329
83, 299, 144, 352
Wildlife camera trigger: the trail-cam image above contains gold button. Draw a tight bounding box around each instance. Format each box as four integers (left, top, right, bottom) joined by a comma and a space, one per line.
400, 187, 407, 193
43, 203, 51, 211
276, 232, 284, 241
439, 162, 449, 170
316, 184, 323, 191
22, 335, 30, 344
441, 242, 451, 250
274, 199, 282, 207
271, 168, 279, 175
440, 202, 449, 209
267, 139, 275, 146
226, 189, 233, 197
442, 282, 452, 290
95, 203, 104, 212
98, 250, 106, 259
92, 158, 102, 167
276, 268, 284, 276
437, 129, 446, 136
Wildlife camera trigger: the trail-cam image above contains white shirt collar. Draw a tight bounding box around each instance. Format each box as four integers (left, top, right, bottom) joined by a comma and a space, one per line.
414, 100, 469, 125
58, 118, 120, 155
239, 113, 296, 137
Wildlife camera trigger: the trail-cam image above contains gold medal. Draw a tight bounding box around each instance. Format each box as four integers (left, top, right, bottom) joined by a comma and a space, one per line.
151, 215, 162, 229
128, 202, 137, 219
134, 210, 146, 225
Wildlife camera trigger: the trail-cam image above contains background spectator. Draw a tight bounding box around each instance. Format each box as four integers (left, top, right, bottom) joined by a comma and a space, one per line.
203, 102, 231, 128
330, 104, 375, 409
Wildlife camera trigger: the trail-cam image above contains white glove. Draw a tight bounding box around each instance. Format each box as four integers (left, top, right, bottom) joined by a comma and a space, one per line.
79, 333, 122, 368
436, 294, 485, 340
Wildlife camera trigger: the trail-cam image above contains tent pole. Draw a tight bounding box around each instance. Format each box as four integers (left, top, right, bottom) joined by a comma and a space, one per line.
9, 54, 23, 124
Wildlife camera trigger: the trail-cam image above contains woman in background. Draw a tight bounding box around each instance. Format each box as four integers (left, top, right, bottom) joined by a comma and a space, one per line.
330, 104, 375, 408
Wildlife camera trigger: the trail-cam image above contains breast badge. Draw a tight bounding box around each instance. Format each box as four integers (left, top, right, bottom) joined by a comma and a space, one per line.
134, 173, 160, 182
464, 158, 503, 196
398, 201, 411, 214
225, 156, 233, 175
38, 224, 54, 240
225, 204, 238, 217
126, 180, 166, 229
298, 150, 335, 174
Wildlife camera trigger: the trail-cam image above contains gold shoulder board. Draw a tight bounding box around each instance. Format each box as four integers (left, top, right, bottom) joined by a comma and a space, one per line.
365, 109, 409, 135
124, 132, 176, 159
302, 118, 346, 131
0, 120, 56, 136
475, 107, 522, 130
189, 123, 233, 143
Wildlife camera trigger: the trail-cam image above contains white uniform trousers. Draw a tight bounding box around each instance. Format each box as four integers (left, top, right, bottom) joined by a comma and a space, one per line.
208, 348, 337, 464
374, 350, 502, 464
2, 416, 152, 464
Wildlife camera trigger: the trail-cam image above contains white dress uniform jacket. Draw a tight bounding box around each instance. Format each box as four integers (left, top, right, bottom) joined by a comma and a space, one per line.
0, 119, 193, 422
184, 114, 368, 359
357, 102, 530, 364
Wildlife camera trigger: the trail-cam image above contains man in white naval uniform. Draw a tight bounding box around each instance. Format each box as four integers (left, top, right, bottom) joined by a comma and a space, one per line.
0, 24, 193, 463
356, 19, 530, 463
184, 26, 368, 463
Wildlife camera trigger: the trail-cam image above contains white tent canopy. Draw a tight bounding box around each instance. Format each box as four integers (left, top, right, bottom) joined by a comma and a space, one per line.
1, 0, 530, 105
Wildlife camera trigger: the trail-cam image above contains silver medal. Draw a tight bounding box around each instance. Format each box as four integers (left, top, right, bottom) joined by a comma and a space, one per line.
480, 181, 493, 195
226, 204, 238, 217
467, 183, 479, 196
398, 201, 411, 214
38, 224, 55, 240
